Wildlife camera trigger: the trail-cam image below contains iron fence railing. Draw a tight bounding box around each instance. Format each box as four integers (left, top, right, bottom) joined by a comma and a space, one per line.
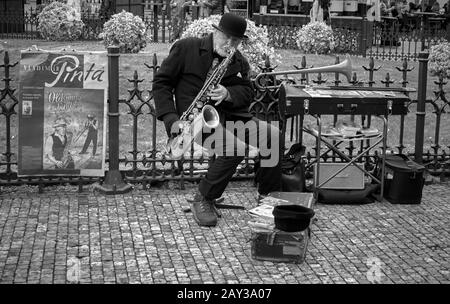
1, 47, 449, 193
367, 17, 449, 61
2, 5, 450, 60
252, 15, 449, 61
0, 8, 113, 40
0, 5, 215, 43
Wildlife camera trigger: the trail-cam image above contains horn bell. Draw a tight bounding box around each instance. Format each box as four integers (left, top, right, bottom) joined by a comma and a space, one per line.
202, 105, 220, 129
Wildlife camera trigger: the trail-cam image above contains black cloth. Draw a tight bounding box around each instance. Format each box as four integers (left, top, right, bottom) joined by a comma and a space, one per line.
80, 119, 98, 155
52, 133, 67, 161
198, 116, 283, 200
153, 33, 253, 135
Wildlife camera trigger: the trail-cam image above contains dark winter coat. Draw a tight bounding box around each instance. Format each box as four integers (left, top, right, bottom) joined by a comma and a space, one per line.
153, 33, 253, 132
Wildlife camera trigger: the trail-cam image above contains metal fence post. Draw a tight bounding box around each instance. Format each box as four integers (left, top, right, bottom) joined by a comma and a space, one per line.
94, 46, 132, 194
360, 18, 367, 58
153, 1, 159, 43
414, 51, 429, 164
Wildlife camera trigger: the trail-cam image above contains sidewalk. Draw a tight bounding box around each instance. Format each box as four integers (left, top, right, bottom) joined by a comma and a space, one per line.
0, 181, 449, 284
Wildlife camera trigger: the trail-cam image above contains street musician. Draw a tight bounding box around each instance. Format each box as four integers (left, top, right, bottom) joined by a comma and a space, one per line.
153, 13, 282, 227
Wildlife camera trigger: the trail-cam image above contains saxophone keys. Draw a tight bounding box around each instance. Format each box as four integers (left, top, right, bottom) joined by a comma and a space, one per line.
188, 114, 195, 121
196, 101, 204, 108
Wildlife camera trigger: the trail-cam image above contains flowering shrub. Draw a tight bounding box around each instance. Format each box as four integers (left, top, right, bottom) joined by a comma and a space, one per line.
295, 21, 335, 54
429, 41, 450, 79
37, 1, 84, 41
99, 10, 150, 53
180, 15, 281, 73
267, 25, 299, 50
332, 28, 360, 54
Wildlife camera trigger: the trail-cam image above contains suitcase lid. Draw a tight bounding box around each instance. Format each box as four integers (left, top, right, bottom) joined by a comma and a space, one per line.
283, 85, 410, 115
385, 154, 425, 172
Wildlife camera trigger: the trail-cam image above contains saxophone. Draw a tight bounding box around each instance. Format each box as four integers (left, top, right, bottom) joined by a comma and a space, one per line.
166, 47, 237, 159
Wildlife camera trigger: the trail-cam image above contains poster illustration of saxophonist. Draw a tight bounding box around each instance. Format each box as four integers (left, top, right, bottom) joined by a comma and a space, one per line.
18, 50, 107, 176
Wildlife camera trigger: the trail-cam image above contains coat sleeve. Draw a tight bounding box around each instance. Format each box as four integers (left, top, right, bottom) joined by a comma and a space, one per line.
153, 41, 185, 121
219, 56, 254, 112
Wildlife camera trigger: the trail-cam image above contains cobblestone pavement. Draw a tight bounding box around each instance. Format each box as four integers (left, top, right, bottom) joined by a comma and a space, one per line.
0, 182, 449, 284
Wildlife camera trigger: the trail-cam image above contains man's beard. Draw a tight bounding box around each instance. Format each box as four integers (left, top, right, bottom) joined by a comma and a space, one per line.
214, 47, 228, 57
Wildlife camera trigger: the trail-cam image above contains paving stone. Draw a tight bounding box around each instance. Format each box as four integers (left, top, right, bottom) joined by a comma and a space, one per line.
1, 184, 450, 283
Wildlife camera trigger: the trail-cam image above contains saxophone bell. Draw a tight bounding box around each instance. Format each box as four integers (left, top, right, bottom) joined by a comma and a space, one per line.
202, 105, 220, 129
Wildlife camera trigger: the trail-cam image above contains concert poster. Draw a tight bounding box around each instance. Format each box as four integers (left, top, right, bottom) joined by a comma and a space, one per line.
17, 50, 108, 176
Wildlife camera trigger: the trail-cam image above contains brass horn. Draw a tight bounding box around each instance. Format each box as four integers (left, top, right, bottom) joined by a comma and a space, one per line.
254, 57, 353, 90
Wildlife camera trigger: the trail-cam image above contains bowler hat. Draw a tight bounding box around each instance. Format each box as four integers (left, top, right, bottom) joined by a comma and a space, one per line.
212, 13, 248, 39
272, 205, 315, 232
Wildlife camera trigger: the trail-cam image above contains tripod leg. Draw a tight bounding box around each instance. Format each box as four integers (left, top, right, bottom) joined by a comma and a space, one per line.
212, 205, 222, 218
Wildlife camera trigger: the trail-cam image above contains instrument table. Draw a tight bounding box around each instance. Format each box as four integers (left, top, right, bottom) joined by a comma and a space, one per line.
278, 84, 412, 202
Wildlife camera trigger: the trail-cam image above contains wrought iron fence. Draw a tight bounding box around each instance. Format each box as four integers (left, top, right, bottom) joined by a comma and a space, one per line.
0, 4, 213, 43
1, 47, 449, 193
0, 8, 112, 41
367, 16, 449, 61
2, 4, 449, 60
252, 15, 450, 61
0, 9, 40, 40
252, 14, 373, 55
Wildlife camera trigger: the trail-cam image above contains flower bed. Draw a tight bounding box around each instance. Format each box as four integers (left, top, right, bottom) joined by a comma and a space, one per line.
37, 1, 84, 41
99, 10, 150, 53
429, 41, 450, 79
295, 21, 335, 55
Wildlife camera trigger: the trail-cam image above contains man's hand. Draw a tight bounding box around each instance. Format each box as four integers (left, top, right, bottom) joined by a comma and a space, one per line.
169, 120, 184, 136
55, 160, 64, 168
208, 84, 230, 106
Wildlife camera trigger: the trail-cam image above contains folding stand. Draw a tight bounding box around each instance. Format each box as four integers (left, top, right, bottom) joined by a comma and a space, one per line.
277, 84, 411, 203
309, 114, 388, 202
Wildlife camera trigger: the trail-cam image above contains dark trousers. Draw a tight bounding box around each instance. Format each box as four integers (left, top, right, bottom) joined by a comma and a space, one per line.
81, 131, 98, 155
198, 117, 282, 200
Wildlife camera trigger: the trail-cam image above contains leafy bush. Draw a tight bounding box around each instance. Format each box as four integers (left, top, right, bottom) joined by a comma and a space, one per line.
295, 21, 335, 54
429, 41, 450, 79
99, 10, 150, 53
180, 15, 281, 73
332, 28, 360, 54
267, 25, 301, 50
37, 1, 84, 41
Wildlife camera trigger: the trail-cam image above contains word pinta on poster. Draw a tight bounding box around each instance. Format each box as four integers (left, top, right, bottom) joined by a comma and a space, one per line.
42, 55, 105, 87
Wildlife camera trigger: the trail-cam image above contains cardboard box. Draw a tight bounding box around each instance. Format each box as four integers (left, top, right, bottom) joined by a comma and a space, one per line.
250, 192, 314, 264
